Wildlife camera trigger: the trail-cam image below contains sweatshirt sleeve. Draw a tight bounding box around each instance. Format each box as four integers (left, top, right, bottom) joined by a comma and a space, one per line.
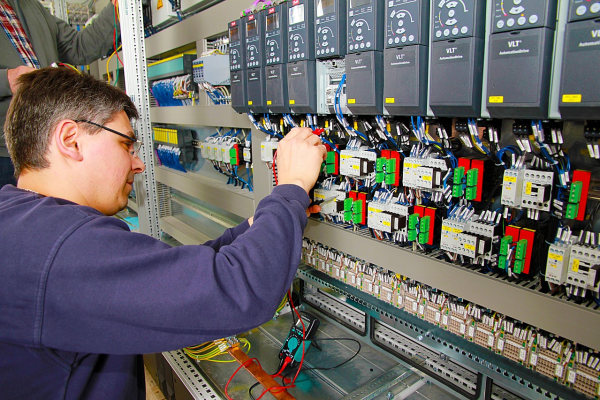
202, 219, 250, 251
55, 3, 117, 65
40, 185, 310, 355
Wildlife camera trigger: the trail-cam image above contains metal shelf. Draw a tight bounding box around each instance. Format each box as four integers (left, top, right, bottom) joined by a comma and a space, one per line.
304, 219, 600, 350
155, 166, 255, 219
160, 216, 212, 245
150, 105, 251, 128
127, 198, 138, 213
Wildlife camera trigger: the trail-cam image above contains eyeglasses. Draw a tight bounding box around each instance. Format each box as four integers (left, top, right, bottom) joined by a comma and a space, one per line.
74, 119, 143, 157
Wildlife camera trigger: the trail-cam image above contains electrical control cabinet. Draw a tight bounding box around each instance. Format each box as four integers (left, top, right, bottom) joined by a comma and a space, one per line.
383, 0, 429, 116
230, 70, 247, 113
486, 1, 558, 119
246, 68, 268, 113
266, 64, 290, 113
287, 60, 317, 113
546, 243, 571, 285
245, 12, 265, 69
265, 4, 288, 66
345, 51, 383, 115
288, 0, 315, 62
428, 0, 486, 117
559, 0, 600, 119
228, 18, 245, 71
347, 0, 385, 53
315, 0, 347, 58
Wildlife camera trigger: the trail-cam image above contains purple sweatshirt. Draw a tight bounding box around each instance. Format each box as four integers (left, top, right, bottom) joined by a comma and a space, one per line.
0, 184, 309, 399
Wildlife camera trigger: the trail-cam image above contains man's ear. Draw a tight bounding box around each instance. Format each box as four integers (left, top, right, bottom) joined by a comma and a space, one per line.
54, 120, 84, 162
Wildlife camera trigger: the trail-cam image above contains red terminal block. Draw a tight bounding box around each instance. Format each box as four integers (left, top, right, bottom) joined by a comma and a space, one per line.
470, 159, 484, 202
424, 207, 437, 245
357, 192, 367, 225
504, 225, 536, 275
572, 170, 591, 221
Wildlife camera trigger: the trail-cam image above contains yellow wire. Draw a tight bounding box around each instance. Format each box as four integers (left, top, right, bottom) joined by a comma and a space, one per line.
184, 338, 250, 363
106, 44, 122, 84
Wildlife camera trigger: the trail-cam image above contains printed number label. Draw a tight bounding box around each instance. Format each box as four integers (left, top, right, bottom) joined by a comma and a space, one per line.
488, 335, 495, 347
351, 275, 356, 284
468, 326, 475, 337
567, 370, 577, 384
460, 324, 466, 335
435, 312, 441, 323
397, 296, 403, 306
530, 353, 538, 366
519, 349, 527, 361
497, 339, 505, 351
556, 365, 564, 377
419, 304, 425, 315
412, 301, 418, 312
442, 315, 448, 325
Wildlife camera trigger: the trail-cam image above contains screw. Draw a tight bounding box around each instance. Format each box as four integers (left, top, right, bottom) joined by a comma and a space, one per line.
386, 392, 394, 400
418, 335, 423, 341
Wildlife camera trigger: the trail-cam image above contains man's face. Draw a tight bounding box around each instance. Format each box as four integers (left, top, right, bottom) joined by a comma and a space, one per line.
80, 111, 145, 215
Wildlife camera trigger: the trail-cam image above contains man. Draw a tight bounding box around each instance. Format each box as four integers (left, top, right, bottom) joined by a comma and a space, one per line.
1, 0, 119, 187
0, 67, 326, 399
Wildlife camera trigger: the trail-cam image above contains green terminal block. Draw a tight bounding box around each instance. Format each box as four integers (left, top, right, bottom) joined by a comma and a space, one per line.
408, 213, 420, 230
385, 173, 396, 185
420, 216, 431, 233
569, 181, 583, 203
498, 255, 507, 269
465, 186, 478, 200
376, 172, 385, 183
326, 164, 337, 174
376, 158, 386, 172
418, 232, 429, 244
500, 236, 512, 256
453, 167, 465, 184
352, 213, 362, 224
386, 158, 396, 173
515, 239, 527, 260
565, 203, 579, 219
344, 198, 353, 212
326, 151, 337, 165
408, 229, 417, 242
514, 259, 524, 274
466, 168, 479, 187
344, 211, 352, 222
452, 184, 464, 197
354, 200, 362, 214
229, 148, 238, 165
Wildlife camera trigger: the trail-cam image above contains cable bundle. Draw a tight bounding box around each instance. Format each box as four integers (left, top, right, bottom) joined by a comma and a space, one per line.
156, 145, 187, 173
151, 75, 194, 107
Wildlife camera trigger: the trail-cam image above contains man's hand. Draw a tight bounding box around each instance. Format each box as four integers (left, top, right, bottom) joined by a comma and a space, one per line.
247, 204, 321, 226
276, 127, 327, 194
7, 66, 36, 94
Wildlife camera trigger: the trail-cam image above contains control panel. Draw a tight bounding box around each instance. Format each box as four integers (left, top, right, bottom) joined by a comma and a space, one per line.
491, 0, 557, 33
246, 12, 265, 69
347, 0, 385, 53
315, 0, 347, 58
229, 18, 246, 71
385, 0, 429, 48
431, 0, 484, 42
265, 5, 288, 66
288, 0, 315, 61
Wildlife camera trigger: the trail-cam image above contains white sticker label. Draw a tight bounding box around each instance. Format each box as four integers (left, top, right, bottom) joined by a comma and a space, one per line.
326, 264, 330, 272
497, 339, 505, 352
567, 370, 577, 384
357, 278, 362, 287
468, 326, 475, 338
556, 364, 564, 377
374, 285, 380, 295
386, 292, 392, 301
340, 270, 345, 279
351, 275, 356, 284
397, 296, 403, 306
368, 283, 373, 292
530, 353, 538, 366
460, 324, 466, 335
412, 301, 418, 312
519, 349, 527, 361
335, 268, 340, 277
419, 304, 425, 315
435, 312, 441, 323
488, 335, 495, 347
442, 315, 448, 326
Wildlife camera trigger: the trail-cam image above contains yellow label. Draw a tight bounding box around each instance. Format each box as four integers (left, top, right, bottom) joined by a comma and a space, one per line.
353, 121, 358, 130
341, 154, 351, 159
325, 120, 329, 128
562, 94, 582, 103
504, 176, 517, 183
572, 259, 580, 272
352, 165, 359, 170
383, 221, 391, 227
525, 182, 532, 195
489, 96, 504, 103
248, 101, 253, 105
548, 253, 563, 262
581, 149, 590, 156
452, 228, 463, 234
442, 226, 451, 232
348, 99, 356, 104
261, 145, 265, 149
385, 98, 395, 103
267, 100, 272, 105
289, 99, 295, 105
315, 193, 325, 199
422, 175, 432, 181
464, 244, 476, 251
404, 163, 412, 169
368, 207, 382, 213
157, 0, 163, 9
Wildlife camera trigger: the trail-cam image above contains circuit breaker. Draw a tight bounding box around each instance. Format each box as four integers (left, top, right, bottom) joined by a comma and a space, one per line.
315, 0, 347, 58
265, 3, 288, 66
486, 0, 558, 119
266, 64, 290, 113
245, 12, 265, 69
383, 0, 429, 116
428, 0, 486, 117
345, 51, 383, 115
288, 0, 315, 62
228, 18, 245, 72
347, 0, 385, 53
246, 68, 268, 113
559, 0, 600, 119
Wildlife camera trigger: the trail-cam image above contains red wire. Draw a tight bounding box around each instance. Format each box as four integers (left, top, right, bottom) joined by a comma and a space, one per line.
224, 357, 261, 400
